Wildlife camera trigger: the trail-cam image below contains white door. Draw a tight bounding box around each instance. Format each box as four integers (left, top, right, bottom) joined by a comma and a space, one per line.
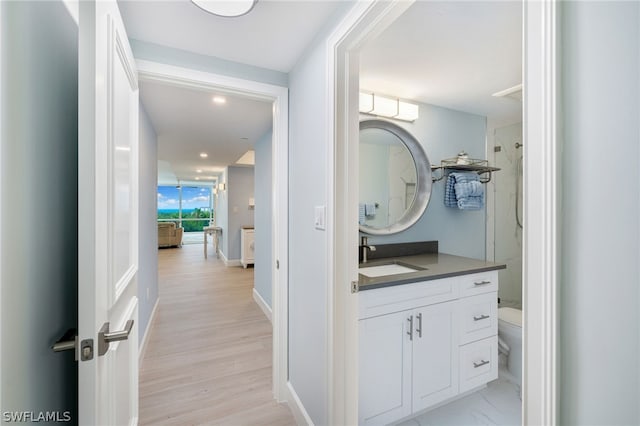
358, 310, 412, 425
412, 300, 459, 412
78, 1, 139, 424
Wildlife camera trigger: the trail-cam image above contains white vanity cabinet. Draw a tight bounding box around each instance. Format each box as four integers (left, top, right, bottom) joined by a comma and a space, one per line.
359, 310, 412, 425
240, 227, 255, 268
412, 300, 459, 412
358, 271, 498, 426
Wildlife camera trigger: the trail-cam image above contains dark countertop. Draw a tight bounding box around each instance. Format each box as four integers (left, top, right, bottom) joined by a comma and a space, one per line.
358, 253, 506, 291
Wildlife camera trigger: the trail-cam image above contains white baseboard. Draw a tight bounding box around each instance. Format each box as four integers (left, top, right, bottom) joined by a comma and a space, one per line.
219, 251, 242, 267
286, 382, 314, 426
252, 288, 272, 323
139, 297, 159, 365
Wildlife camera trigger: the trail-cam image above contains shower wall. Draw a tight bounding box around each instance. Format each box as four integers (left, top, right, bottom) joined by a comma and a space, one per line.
493, 122, 523, 308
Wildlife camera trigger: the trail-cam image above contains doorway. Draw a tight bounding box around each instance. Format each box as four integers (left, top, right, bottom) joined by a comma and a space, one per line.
136, 60, 290, 412
328, 1, 559, 425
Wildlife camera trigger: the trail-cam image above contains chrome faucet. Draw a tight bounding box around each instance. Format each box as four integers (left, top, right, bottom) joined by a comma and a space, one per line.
361, 236, 376, 263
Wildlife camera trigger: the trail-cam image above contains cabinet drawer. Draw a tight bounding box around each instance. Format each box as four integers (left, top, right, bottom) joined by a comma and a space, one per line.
459, 337, 498, 393
458, 292, 498, 345
459, 271, 498, 297
359, 276, 459, 319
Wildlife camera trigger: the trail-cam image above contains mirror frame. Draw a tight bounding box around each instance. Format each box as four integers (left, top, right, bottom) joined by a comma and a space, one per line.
359, 119, 432, 235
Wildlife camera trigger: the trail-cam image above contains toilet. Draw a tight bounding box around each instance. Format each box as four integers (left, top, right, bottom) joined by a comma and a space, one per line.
498, 307, 522, 387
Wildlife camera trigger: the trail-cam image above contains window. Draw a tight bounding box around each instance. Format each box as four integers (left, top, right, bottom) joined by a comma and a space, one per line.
157, 185, 214, 233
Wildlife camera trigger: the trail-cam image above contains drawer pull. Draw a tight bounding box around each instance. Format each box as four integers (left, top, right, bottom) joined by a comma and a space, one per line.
474, 280, 492, 286
473, 360, 490, 368
473, 314, 490, 321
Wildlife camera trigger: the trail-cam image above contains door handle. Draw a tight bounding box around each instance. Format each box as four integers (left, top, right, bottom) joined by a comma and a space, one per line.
52, 329, 94, 361
52, 328, 77, 354
416, 313, 422, 338
98, 320, 134, 356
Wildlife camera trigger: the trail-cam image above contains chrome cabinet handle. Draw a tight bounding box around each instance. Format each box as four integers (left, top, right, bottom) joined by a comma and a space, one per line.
473, 314, 490, 321
473, 360, 490, 368
98, 320, 134, 356
474, 280, 492, 286
407, 316, 413, 341
416, 313, 422, 338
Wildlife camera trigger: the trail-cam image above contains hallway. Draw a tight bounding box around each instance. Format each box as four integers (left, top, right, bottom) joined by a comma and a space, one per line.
139, 244, 294, 425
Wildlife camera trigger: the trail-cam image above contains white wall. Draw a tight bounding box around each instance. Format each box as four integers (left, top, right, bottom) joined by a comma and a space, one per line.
560, 2, 640, 424
1, 0, 78, 417
254, 131, 272, 307
129, 40, 288, 88
359, 104, 487, 260
138, 103, 159, 344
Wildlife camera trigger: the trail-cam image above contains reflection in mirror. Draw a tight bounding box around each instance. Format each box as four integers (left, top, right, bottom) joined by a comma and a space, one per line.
359, 128, 417, 228
359, 120, 432, 235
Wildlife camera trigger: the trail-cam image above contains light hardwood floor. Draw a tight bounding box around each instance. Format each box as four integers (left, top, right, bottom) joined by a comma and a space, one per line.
139, 244, 295, 425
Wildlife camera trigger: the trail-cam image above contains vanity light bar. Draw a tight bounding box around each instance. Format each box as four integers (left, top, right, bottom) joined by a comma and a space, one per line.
359, 92, 419, 122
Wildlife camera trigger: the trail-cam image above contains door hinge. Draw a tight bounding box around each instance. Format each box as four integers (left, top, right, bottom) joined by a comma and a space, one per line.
351, 281, 359, 293
276, 260, 280, 270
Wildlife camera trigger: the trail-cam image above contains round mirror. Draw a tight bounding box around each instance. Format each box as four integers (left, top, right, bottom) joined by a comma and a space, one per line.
359, 119, 432, 235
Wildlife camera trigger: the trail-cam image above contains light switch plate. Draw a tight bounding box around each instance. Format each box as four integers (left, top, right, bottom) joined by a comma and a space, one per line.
314, 206, 326, 230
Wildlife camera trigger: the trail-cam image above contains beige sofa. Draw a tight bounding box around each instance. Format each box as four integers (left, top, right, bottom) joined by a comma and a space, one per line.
158, 222, 183, 248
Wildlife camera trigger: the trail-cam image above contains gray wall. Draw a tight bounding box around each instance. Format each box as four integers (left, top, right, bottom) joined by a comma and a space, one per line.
226, 166, 255, 260
359, 105, 487, 260
288, 27, 331, 426
560, 2, 640, 424
254, 131, 272, 307
219, 166, 255, 261
138, 103, 159, 344
216, 168, 229, 256
1, 0, 78, 419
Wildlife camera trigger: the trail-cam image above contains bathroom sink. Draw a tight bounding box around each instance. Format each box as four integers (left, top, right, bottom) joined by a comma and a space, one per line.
358, 262, 425, 278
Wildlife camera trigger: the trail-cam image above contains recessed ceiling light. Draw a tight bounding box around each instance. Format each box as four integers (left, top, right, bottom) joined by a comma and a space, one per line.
196, 169, 202, 173
192, 0, 257, 17
212, 96, 226, 105
195, 177, 200, 180
240, 137, 249, 140
200, 152, 208, 158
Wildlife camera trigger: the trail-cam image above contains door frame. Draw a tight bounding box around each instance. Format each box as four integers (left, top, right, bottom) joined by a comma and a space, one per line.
135, 60, 290, 402
328, 1, 559, 425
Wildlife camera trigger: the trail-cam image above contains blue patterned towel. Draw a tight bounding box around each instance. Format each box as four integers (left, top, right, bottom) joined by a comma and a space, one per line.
445, 172, 484, 210
455, 180, 484, 198
358, 204, 366, 224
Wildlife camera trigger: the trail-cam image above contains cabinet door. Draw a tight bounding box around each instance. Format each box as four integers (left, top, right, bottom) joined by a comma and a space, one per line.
412, 300, 459, 412
359, 311, 412, 426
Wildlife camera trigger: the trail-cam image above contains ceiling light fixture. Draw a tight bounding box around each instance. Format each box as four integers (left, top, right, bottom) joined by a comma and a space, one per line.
196, 169, 202, 173
199, 152, 208, 158
191, 0, 258, 18
359, 92, 419, 122
212, 96, 226, 104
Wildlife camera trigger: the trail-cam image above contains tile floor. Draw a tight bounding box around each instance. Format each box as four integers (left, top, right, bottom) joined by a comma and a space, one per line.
398, 370, 522, 426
